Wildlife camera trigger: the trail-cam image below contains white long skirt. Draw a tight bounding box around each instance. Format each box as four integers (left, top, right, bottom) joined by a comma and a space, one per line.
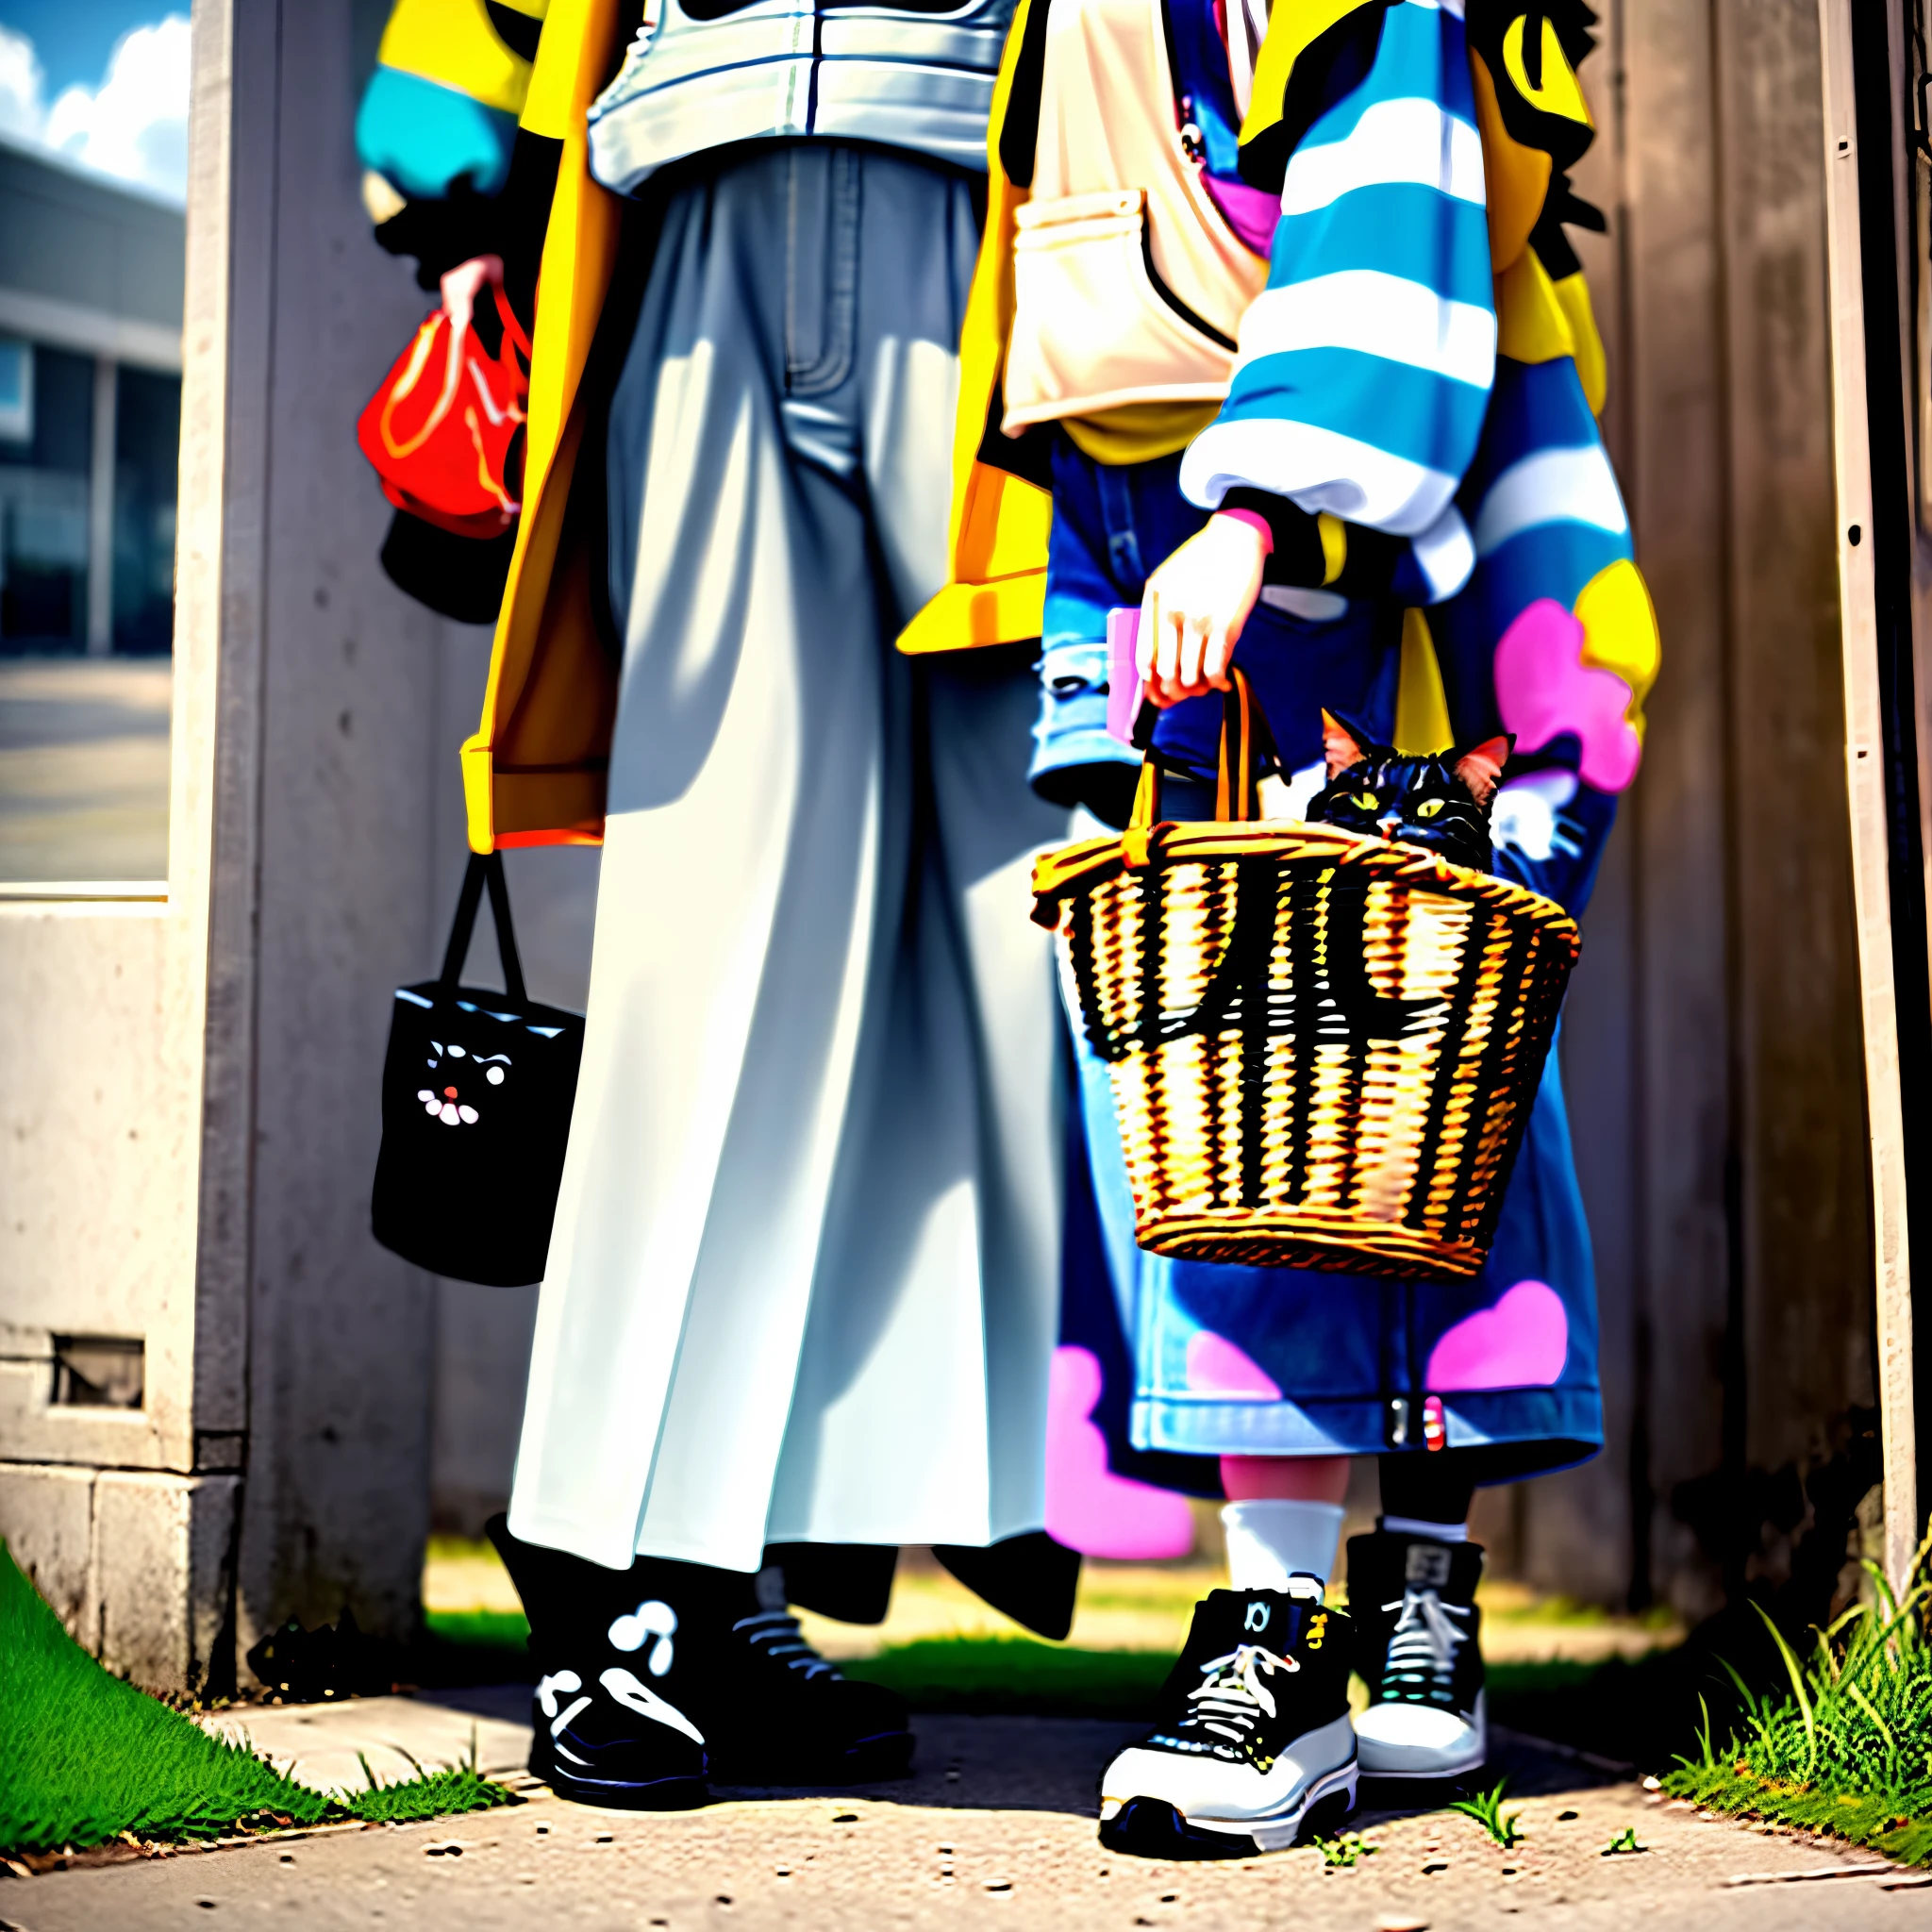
506, 143, 1073, 1574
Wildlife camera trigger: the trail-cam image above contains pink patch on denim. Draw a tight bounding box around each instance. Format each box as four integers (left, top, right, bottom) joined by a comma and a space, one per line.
1184, 1329, 1284, 1401
1493, 598, 1642, 793
1044, 1345, 1196, 1559
1424, 1279, 1570, 1391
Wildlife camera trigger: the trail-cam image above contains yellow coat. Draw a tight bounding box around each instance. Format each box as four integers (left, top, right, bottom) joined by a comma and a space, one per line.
412, 0, 1613, 846
391, 0, 1024, 850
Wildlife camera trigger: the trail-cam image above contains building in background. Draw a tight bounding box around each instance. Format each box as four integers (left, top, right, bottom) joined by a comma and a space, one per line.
0, 136, 183, 658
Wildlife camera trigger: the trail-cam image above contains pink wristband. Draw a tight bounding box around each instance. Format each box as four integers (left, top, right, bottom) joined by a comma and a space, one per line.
1215, 506, 1274, 554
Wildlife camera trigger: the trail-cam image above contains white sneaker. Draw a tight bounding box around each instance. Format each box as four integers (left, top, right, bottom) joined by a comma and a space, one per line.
1098, 1580, 1359, 1857
1355, 1688, 1488, 1779
1347, 1527, 1489, 1780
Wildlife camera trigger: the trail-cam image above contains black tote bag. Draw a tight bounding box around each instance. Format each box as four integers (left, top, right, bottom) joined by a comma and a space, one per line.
371, 853, 584, 1287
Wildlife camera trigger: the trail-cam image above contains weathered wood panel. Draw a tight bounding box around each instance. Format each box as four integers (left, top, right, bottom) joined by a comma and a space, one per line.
1499, 0, 1876, 1617
1717, 0, 1872, 1574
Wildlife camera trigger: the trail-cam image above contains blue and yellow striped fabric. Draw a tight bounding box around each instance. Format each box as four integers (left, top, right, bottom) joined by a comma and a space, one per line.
1442, 354, 1626, 650
1179, 0, 1495, 541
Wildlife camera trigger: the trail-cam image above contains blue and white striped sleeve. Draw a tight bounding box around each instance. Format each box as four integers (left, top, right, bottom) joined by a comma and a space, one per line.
1179, 0, 1495, 545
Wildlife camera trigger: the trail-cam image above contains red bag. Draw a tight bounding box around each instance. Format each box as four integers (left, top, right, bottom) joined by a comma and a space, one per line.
357, 260, 531, 539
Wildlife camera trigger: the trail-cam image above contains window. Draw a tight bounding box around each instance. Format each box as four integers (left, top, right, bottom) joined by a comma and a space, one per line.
113, 367, 182, 657
0, 343, 92, 654
0, 340, 29, 444
0, 145, 183, 887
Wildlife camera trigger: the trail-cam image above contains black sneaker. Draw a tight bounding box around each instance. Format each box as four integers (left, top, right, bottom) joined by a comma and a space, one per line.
487, 1518, 910, 1805
705, 1569, 913, 1785
504, 1536, 722, 1811
530, 1641, 710, 1810
1097, 1579, 1357, 1857
1347, 1526, 1487, 1778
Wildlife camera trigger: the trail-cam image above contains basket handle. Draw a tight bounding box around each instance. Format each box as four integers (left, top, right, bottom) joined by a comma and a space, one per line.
1126, 669, 1271, 829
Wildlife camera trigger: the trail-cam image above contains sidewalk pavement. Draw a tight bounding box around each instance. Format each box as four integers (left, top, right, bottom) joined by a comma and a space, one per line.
7, 1693, 1932, 1930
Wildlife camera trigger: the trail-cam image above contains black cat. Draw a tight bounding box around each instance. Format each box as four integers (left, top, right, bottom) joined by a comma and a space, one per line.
1307, 710, 1513, 873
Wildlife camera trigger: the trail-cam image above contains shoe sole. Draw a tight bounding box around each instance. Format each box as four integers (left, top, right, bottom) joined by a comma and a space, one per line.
1357, 1749, 1489, 1782
1098, 1759, 1358, 1860
529, 1744, 710, 1812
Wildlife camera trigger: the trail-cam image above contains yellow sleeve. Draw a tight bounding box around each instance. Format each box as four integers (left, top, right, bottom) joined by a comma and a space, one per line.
376, 0, 549, 118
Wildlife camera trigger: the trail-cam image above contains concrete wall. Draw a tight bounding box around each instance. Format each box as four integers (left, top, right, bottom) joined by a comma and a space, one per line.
0, 0, 502, 1690
210, 0, 472, 1668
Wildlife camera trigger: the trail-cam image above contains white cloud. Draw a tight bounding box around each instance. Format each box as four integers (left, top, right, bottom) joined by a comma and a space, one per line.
0, 16, 190, 207
0, 26, 49, 145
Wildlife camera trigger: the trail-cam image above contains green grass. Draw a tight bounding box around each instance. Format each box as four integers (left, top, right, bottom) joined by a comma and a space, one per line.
416, 1611, 1177, 1718
1658, 1544, 1932, 1865
1448, 1777, 1524, 1848
844, 1637, 1175, 1716
1483, 1591, 1680, 1632
1310, 1829, 1378, 1868
416, 1606, 1682, 1726
0, 1541, 518, 1857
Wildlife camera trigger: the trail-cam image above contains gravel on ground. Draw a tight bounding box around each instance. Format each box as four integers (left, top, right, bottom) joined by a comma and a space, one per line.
9, 1707, 1931, 1930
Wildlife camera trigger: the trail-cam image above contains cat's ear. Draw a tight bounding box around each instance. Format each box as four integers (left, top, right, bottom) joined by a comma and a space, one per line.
1322, 709, 1373, 778
1452, 734, 1514, 805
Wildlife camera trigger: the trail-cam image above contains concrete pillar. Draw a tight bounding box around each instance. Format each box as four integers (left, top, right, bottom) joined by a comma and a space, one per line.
205, 0, 475, 1668
0, 0, 480, 1691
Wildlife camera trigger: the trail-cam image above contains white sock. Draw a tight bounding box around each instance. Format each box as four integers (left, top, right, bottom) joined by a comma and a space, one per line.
1381, 1513, 1468, 1543
1221, 1499, 1346, 1591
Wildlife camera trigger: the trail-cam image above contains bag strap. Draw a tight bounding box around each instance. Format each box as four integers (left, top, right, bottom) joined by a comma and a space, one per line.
437, 852, 528, 1005
492, 280, 533, 371
1127, 669, 1272, 829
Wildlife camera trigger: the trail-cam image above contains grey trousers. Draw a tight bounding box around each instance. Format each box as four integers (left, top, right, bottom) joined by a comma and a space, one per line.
508, 143, 1075, 1572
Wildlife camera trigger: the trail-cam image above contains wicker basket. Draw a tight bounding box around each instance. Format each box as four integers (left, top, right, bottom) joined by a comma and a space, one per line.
1033, 674, 1580, 1280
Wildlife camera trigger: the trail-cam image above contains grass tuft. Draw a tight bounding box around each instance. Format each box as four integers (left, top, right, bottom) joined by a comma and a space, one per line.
1448, 1777, 1524, 1848
1658, 1539, 1932, 1865
0, 1541, 515, 1857
1310, 1829, 1377, 1868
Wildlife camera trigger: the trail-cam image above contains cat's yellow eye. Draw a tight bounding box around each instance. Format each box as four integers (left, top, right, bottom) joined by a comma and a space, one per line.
1352, 792, 1379, 811
1415, 798, 1445, 819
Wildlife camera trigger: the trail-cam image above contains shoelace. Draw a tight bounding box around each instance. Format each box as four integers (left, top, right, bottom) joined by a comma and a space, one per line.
733, 1608, 841, 1681
1181, 1642, 1295, 1744
1378, 1586, 1470, 1707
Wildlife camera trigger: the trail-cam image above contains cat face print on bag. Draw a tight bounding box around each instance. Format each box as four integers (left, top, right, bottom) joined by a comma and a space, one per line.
1307, 709, 1513, 873
417, 1036, 511, 1126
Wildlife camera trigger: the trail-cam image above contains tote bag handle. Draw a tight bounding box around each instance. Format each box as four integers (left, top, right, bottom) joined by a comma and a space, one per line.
1125, 669, 1275, 828
437, 851, 527, 1004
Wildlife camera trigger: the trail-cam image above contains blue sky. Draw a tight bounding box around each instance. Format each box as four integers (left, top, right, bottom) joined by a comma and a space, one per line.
0, 5, 190, 203
0, 2, 163, 95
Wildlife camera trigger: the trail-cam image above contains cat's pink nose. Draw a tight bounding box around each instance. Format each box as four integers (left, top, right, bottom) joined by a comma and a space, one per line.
443, 1085, 458, 1098
1377, 815, 1401, 839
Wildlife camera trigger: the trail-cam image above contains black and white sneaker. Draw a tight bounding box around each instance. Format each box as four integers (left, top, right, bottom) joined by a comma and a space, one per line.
530, 1639, 710, 1810
1098, 1579, 1357, 1857
487, 1518, 910, 1806
1347, 1527, 1487, 1779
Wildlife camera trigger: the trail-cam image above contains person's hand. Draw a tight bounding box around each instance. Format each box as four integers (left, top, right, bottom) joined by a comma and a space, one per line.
1137, 512, 1270, 708
440, 254, 506, 335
